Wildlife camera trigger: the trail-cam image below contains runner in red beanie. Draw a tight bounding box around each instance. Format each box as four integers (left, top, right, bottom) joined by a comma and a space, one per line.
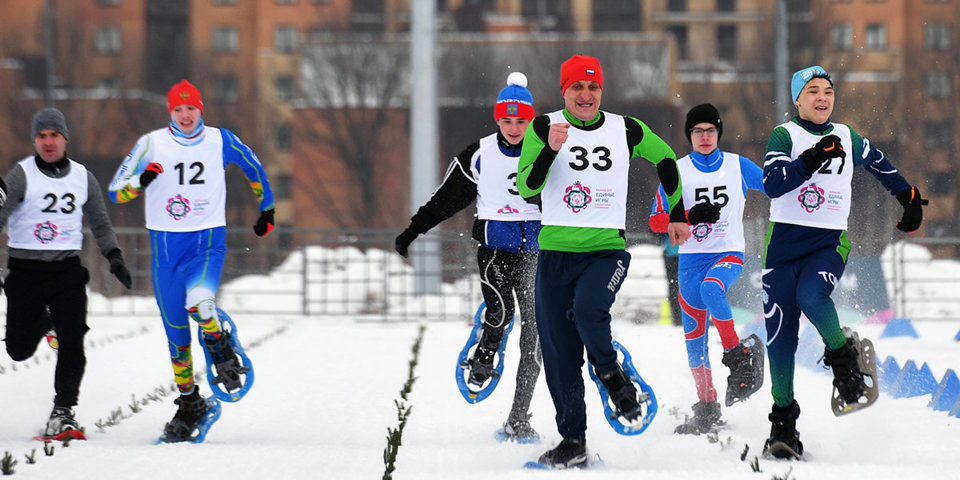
560, 54, 603, 95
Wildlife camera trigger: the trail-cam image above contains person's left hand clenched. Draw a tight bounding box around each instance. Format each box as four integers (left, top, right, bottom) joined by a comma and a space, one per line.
253, 208, 275, 237
107, 249, 132, 289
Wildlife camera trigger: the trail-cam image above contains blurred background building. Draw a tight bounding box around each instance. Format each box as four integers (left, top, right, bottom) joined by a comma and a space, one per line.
0, 0, 956, 261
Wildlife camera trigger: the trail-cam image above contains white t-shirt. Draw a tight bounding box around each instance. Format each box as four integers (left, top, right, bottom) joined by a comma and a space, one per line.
7, 157, 88, 250
540, 110, 630, 229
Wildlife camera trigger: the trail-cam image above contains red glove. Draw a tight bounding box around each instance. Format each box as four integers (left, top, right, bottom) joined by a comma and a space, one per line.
140, 162, 164, 187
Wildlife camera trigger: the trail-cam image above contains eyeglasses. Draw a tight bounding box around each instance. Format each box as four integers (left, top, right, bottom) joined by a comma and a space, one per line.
692, 128, 718, 137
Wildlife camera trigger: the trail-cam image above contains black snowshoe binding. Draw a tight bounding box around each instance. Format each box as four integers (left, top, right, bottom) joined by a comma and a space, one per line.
537, 437, 588, 469
674, 400, 724, 435
763, 400, 803, 460
160, 391, 213, 443
598, 364, 643, 422
823, 328, 878, 416
721, 333, 765, 406
463, 337, 499, 388
204, 331, 248, 392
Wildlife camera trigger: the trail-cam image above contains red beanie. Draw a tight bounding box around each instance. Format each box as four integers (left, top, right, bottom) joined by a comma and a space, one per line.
167, 80, 204, 113
560, 55, 603, 95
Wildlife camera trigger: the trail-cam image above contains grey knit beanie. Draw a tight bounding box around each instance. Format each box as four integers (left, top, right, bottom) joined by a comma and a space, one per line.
31, 107, 69, 141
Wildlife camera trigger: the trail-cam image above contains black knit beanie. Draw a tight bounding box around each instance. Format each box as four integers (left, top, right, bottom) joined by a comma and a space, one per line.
684, 103, 722, 144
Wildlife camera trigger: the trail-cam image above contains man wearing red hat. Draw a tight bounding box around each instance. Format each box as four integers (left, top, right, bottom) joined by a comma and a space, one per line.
108, 79, 275, 443
395, 72, 543, 442
518, 55, 690, 468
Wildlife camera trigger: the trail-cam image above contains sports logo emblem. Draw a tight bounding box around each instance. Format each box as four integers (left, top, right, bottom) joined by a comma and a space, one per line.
563, 181, 592, 213
797, 183, 825, 213
166, 194, 191, 220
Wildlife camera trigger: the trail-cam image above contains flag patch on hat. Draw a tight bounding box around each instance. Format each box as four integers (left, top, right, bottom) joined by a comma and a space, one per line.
586, 69, 595, 75
507, 104, 518, 115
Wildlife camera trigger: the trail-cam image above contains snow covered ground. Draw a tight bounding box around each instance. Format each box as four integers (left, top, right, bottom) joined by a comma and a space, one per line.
1, 311, 958, 479
1, 242, 959, 479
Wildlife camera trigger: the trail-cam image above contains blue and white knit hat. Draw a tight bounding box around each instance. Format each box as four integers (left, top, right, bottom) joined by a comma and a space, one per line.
791, 65, 832, 102
494, 72, 534, 121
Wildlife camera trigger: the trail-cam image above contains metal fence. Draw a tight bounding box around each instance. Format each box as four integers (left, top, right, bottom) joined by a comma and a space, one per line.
3, 228, 955, 323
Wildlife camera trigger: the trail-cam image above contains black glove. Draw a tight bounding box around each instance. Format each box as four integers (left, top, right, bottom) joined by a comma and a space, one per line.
687, 201, 721, 224
800, 134, 845, 172
139, 162, 164, 188
107, 249, 132, 289
394, 228, 419, 258
895, 186, 928, 233
253, 208, 275, 237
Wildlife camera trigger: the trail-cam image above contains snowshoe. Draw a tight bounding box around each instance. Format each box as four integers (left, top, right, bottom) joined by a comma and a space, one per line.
722, 333, 765, 406
525, 438, 588, 470
762, 400, 803, 460
674, 400, 724, 435
494, 413, 540, 444
157, 391, 222, 444
824, 328, 878, 416
454, 302, 514, 403
198, 309, 254, 402
35, 406, 86, 442
587, 339, 658, 435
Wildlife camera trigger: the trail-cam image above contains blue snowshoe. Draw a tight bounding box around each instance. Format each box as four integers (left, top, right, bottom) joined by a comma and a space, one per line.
455, 302, 515, 403
587, 340, 658, 435
198, 309, 254, 402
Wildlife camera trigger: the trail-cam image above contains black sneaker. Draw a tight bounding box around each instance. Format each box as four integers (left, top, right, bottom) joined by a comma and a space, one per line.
466, 342, 498, 387
674, 400, 723, 435
763, 400, 803, 460
598, 364, 642, 421
823, 337, 864, 404
537, 438, 587, 469
160, 390, 209, 443
203, 332, 245, 391
722, 334, 764, 406
44, 406, 84, 439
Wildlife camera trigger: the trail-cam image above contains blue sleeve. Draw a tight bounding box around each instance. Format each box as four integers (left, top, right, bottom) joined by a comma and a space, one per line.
221, 129, 275, 211
852, 133, 911, 196
762, 125, 813, 199
739, 155, 766, 195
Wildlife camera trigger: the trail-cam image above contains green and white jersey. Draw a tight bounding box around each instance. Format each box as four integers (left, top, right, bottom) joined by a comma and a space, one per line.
768, 121, 854, 230
541, 110, 630, 229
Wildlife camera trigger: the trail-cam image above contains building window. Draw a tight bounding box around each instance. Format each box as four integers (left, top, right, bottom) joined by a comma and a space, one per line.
275, 25, 298, 53
924, 121, 952, 150
925, 23, 951, 51
96, 77, 119, 89
273, 173, 292, 200
865, 23, 887, 51
276, 76, 295, 101
717, 0, 735, 11
667, 25, 688, 61
312, 0, 331, 3
97, 0, 120, 6
276, 0, 296, 3
926, 73, 951, 99
667, 0, 687, 12
831, 23, 853, 51
94, 26, 121, 55
214, 0, 237, 4
213, 27, 239, 54
717, 25, 737, 60
213, 76, 239, 102
276, 125, 292, 151
926, 169, 954, 196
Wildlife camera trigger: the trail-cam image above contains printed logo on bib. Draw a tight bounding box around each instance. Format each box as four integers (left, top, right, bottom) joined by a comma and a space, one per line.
497, 204, 520, 214
691, 223, 713, 242
34, 221, 59, 244
563, 181, 592, 213
797, 183, 825, 213
166, 194, 192, 220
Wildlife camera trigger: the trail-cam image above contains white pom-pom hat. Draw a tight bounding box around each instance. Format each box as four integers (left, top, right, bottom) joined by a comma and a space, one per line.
495, 71, 534, 121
